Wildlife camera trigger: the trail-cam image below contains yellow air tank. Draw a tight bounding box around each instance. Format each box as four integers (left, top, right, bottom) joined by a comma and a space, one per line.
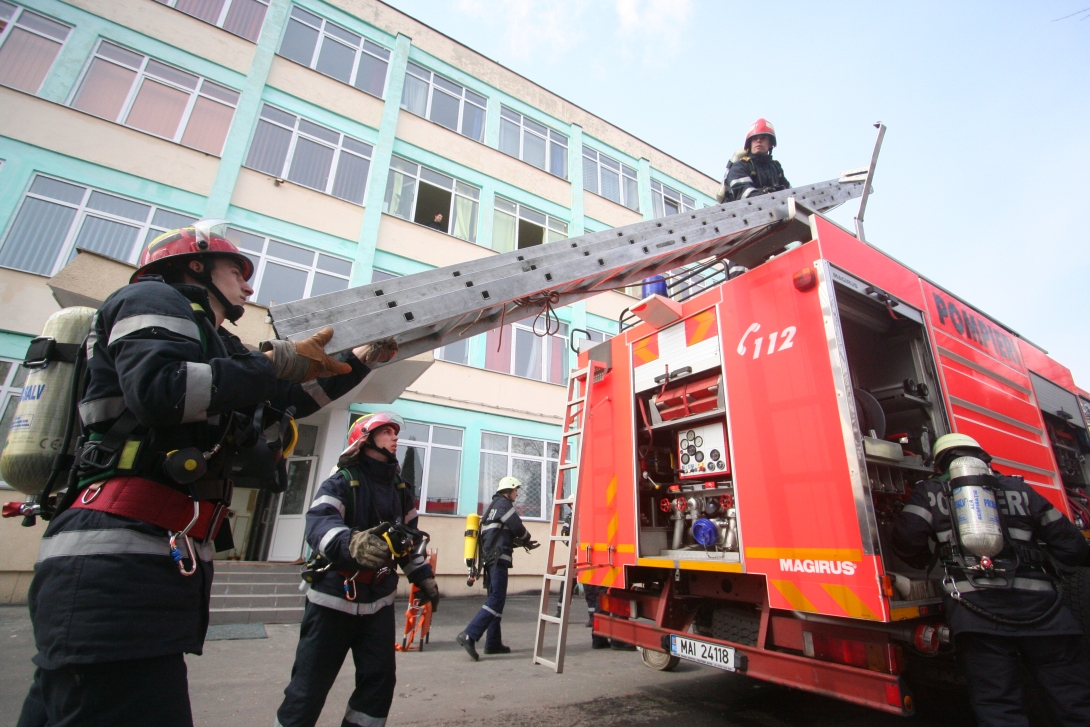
464, 513, 480, 585
0, 307, 95, 495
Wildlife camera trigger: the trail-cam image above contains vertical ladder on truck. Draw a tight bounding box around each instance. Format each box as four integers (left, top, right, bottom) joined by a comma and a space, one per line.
532, 360, 605, 672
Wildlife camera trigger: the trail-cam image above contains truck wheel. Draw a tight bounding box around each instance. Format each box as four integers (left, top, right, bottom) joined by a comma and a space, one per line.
640, 647, 681, 671
710, 603, 760, 647
1062, 566, 1090, 653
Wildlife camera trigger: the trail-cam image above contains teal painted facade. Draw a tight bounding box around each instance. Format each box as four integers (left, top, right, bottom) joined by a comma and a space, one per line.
0, 0, 717, 515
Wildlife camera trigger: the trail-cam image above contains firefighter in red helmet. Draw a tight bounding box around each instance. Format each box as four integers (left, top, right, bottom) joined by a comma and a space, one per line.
276, 411, 438, 727
719, 118, 791, 202
18, 220, 397, 727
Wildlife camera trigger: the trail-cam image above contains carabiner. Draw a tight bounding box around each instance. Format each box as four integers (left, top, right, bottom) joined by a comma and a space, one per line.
344, 572, 358, 601
80, 482, 104, 504
168, 501, 201, 576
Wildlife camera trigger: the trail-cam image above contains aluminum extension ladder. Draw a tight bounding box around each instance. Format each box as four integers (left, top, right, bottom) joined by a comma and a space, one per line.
267, 178, 864, 359
532, 359, 607, 672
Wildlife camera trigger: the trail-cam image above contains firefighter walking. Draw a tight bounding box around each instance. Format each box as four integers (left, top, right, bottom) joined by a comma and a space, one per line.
893, 433, 1090, 727
17, 220, 389, 727
457, 476, 538, 660
276, 411, 438, 727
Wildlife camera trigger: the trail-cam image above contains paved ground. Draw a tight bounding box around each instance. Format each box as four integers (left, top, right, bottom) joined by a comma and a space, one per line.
0, 596, 987, 726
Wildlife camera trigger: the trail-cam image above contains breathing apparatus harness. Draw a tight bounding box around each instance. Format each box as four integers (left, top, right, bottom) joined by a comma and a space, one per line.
934, 456, 1064, 626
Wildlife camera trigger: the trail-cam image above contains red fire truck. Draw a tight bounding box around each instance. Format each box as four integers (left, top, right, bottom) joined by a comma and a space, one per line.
574, 211, 1090, 715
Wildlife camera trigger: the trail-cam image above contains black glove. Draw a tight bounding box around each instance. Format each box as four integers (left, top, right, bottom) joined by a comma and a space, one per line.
524, 539, 541, 551
416, 576, 440, 611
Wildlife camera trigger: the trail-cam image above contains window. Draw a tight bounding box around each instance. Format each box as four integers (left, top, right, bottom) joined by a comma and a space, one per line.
583, 146, 639, 212
651, 180, 695, 218
478, 433, 560, 519
485, 320, 569, 385
574, 327, 612, 349
0, 357, 30, 488
492, 197, 566, 253
396, 420, 463, 515
225, 227, 351, 306
153, 0, 268, 42
0, 2, 70, 94
245, 104, 372, 204
278, 6, 389, 97
436, 336, 472, 365
69, 41, 239, 155
498, 107, 567, 179
370, 268, 397, 283
383, 155, 479, 242
0, 175, 196, 276
401, 62, 486, 142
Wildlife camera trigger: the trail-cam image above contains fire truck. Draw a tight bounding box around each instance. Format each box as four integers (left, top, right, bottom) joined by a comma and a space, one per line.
567, 206, 1090, 715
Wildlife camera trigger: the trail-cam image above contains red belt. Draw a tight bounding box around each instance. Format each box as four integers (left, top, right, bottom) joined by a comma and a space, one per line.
70, 476, 226, 541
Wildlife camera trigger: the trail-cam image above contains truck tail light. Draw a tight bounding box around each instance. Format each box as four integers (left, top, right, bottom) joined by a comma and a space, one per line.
880, 575, 895, 597
803, 632, 903, 674
599, 594, 638, 619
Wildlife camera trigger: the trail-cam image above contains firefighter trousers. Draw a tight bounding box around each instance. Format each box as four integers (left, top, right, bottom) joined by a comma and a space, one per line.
276, 600, 396, 727
17, 654, 193, 727
956, 631, 1090, 727
463, 563, 508, 649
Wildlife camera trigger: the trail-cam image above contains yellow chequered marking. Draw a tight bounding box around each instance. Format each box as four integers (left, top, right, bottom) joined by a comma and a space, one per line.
770, 579, 818, 612
606, 476, 617, 506
821, 583, 879, 620
601, 567, 620, 587
745, 547, 862, 562
637, 558, 743, 573
606, 514, 618, 543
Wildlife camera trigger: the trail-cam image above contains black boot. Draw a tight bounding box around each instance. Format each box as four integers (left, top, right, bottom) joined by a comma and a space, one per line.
456, 632, 479, 661
484, 644, 511, 654
592, 636, 611, 649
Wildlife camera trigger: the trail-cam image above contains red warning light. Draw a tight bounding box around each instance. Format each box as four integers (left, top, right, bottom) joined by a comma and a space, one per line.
793, 267, 816, 291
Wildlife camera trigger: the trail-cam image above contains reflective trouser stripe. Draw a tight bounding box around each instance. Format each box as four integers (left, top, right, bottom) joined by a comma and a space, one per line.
483, 605, 502, 618
37, 528, 213, 562
946, 577, 1054, 594
344, 707, 386, 726
306, 588, 396, 616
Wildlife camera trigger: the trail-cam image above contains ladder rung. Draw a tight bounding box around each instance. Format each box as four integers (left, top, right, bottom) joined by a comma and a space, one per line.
543, 573, 569, 581
561, 428, 582, 439
533, 657, 558, 669
553, 497, 575, 505
567, 396, 586, 406
570, 367, 589, 379
537, 614, 562, 625
559, 463, 579, 471
549, 534, 570, 541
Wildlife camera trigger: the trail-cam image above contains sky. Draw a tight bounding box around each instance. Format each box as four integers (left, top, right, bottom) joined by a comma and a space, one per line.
385, 0, 1090, 388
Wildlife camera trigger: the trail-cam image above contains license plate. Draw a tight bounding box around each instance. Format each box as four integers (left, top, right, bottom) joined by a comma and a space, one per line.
670, 634, 737, 671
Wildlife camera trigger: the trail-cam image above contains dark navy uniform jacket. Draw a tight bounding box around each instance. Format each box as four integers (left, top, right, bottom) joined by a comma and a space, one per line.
29, 280, 368, 669
724, 153, 789, 201
892, 472, 1088, 636
304, 454, 434, 614
480, 494, 529, 567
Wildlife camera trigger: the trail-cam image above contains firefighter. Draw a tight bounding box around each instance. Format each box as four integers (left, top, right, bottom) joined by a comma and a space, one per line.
892, 433, 1090, 727
456, 476, 539, 660
719, 118, 790, 202
18, 220, 392, 727
276, 411, 438, 727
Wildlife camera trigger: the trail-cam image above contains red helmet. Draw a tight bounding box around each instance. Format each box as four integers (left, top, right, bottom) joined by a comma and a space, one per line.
347, 411, 404, 447
744, 118, 777, 151
131, 219, 254, 284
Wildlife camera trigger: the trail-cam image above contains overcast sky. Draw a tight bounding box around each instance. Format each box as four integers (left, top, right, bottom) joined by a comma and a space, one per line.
386, 0, 1090, 389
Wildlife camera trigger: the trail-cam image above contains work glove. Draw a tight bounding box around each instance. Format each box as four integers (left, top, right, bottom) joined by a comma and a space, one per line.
524, 540, 541, 551
416, 576, 440, 611
354, 337, 399, 366
261, 327, 352, 383
349, 526, 390, 570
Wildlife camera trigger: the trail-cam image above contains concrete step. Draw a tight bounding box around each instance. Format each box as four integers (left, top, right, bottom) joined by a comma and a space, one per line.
210, 561, 305, 625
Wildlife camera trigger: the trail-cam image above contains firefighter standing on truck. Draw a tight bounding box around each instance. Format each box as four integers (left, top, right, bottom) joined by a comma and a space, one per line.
719, 118, 790, 202
276, 411, 438, 727
17, 220, 392, 727
892, 433, 1090, 727
457, 476, 538, 660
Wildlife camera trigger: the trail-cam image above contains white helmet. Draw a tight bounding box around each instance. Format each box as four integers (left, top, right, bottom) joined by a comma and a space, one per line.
496, 476, 522, 493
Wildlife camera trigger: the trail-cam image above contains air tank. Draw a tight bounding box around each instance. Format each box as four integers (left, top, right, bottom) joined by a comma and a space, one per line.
949, 456, 1004, 558
0, 307, 95, 495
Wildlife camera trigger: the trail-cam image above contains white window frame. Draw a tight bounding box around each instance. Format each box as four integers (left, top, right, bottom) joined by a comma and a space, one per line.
153, 0, 269, 42
492, 196, 567, 253
277, 5, 390, 97
0, 356, 29, 489
401, 62, 487, 142
68, 40, 240, 154
383, 155, 480, 243
0, 1, 72, 94
478, 432, 561, 521
0, 174, 197, 277
651, 179, 696, 219
486, 320, 569, 385
244, 104, 373, 204
498, 106, 567, 179
396, 420, 464, 516
582, 146, 639, 212
227, 227, 351, 306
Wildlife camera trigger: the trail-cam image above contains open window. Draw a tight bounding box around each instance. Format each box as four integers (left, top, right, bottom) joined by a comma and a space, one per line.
492, 197, 567, 253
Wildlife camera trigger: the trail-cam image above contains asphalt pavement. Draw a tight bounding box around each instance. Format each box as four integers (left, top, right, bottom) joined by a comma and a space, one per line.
0, 595, 985, 727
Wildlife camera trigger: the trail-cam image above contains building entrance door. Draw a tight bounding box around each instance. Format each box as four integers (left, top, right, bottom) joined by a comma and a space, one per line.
267, 456, 319, 561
